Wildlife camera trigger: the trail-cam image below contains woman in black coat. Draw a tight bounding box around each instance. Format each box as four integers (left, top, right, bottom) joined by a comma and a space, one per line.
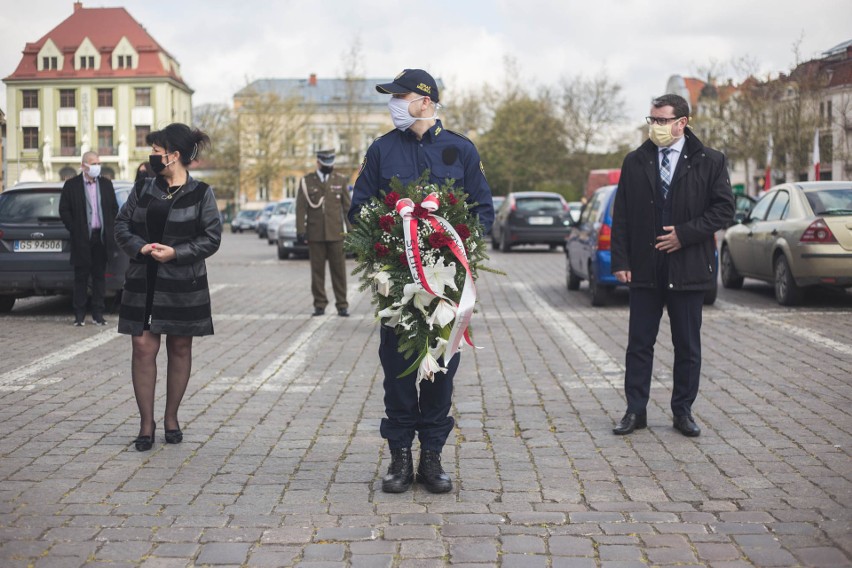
114, 123, 222, 451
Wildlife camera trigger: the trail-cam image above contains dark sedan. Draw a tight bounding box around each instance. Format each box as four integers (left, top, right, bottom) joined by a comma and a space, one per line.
491, 191, 573, 252
0, 181, 132, 312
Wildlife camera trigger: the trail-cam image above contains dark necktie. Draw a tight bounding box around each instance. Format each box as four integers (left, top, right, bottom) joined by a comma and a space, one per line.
660, 148, 672, 199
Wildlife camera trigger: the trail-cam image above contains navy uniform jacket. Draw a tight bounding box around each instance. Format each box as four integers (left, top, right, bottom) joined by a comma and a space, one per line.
349, 119, 494, 232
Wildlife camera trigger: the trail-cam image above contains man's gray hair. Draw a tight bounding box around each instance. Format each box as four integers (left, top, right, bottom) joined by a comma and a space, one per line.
81, 151, 99, 165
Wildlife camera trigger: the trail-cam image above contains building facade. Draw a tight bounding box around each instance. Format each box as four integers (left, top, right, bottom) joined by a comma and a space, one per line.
233, 75, 398, 203
3, 2, 192, 187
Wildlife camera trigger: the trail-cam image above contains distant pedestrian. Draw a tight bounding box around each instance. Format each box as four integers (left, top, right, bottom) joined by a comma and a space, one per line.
349, 69, 494, 493
296, 149, 351, 317
114, 123, 221, 451
135, 161, 153, 186
611, 94, 734, 437
59, 151, 118, 327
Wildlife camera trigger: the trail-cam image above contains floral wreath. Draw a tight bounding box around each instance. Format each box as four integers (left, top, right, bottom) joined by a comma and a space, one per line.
345, 173, 498, 384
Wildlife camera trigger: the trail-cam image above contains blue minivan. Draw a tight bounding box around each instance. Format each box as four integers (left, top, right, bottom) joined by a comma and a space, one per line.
565, 184, 717, 306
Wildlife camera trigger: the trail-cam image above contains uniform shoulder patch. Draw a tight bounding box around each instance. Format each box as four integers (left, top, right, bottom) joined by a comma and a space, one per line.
445, 129, 473, 143
357, 155, 367, 178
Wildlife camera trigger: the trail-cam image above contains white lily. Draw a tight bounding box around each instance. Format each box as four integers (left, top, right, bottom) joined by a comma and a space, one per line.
378, 305, 403, 327
417, 351, 447, 384
422, 257, 458, 295
399, 283, 435, 314
373, 271, 392, 297
429, 337, 449, 361
426, 300, 456, 329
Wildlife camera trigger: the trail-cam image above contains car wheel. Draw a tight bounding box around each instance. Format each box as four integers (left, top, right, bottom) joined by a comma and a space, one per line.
720, 245, 743, 289
566, 252, 581, 291
549, 243, 558, 251
268, 238, 275, 245
277, 244, 290, 260
774, 254, 803, 306
588, 264, 610, 307
500, 230, 512, 253
230, 226, 237, 234
491, 231, 500, 250
0, 295, 15, 313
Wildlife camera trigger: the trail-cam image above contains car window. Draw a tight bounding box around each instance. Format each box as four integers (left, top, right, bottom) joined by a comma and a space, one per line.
765, 191, 789, 221
0, 191, 63, 223
748, 192, 775, 221
579, 195, 596, 224
587, 192, 607, 223
515, 197, 563, 212
806, 188, 852, 215
115, 188, 131, 207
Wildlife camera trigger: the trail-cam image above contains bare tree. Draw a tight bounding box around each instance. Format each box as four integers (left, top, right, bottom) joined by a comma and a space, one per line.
194, 103, 240, 205
336, 36, 367, 177
560, 72, 626, 155
236, 83, 313, 202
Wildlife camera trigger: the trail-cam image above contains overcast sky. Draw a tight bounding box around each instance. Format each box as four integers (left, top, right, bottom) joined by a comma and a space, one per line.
2, 0, 851, 136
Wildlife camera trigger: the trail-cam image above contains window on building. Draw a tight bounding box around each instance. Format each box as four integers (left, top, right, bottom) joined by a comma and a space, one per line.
42, 56, 58, 70
80, 55, 95, 69
135, 125, 151, 147
117, 55, 124, 68
97, 88, 113, 107
135, 87, 151, 107
98, 126, 114, 155
60, 127, 76, 155
23, 127, 39, 150
22, 90, 38, 109
60, 89, 76, 108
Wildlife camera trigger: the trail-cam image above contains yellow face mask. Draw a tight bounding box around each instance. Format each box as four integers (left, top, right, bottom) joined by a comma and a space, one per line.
648, 122, 680, 147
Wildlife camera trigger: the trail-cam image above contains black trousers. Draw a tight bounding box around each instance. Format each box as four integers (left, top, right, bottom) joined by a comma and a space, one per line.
73, 231, 107, 322
379, 326, 459, 452
624, 285, 704, 417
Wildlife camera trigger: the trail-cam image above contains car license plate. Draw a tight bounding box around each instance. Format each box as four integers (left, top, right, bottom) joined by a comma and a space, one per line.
13, 239, 63, 252
283, 241, 295, 247
528, 216, 553, 225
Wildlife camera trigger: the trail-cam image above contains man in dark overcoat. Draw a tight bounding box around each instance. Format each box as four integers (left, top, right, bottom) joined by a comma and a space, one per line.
59, 151, 118, 326
611, 94, 734, 438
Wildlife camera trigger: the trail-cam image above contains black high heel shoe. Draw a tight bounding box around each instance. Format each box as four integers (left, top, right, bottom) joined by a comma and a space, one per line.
134, 423, 155, 452
164, 424, 183, 444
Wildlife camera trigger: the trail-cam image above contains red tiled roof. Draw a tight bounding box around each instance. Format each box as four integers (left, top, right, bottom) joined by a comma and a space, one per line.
682, 77, 706, 110
4, 3, 188, 88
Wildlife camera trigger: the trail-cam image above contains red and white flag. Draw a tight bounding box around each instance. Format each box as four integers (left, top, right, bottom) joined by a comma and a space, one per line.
813, 129, 821, 181
764, 133, 773, 190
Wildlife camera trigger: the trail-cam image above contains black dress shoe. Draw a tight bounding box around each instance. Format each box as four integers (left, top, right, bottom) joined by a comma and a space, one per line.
164, 425, 183, 444
133, 423, 156, 452
416, 449, 453, 493
673, 414, 701, 437
612, 412, 647, 435
337, 308, 349, 317
382, 448, 414, 493
312, 307, 326, 316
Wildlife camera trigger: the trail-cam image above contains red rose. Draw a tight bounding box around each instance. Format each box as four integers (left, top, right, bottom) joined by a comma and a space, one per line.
379, 214, 395, 233
413, 204, 430, 219
384, 191, 400, 208
447, 193, 458, 205
399, 253, 409, 266
374, 243, 390, 257
454, 224, 471, 240
429, 233, 451, 249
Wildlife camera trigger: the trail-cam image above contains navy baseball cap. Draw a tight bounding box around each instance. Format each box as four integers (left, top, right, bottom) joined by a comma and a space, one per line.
376, 69, 440, 103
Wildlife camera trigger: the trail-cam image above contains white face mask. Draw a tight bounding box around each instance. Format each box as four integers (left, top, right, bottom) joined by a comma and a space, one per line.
86, 164, 101, 178
387, 96, 438, 131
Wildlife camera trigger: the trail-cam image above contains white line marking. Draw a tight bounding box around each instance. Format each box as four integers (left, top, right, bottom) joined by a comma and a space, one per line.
0, 331, 118, 386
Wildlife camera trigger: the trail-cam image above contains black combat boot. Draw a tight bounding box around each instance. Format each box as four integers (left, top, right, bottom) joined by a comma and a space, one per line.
416, 449, 453, 493
382, 448, 413, 493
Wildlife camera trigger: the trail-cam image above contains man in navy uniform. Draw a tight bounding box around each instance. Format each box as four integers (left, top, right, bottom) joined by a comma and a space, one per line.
349, 69, 494, 493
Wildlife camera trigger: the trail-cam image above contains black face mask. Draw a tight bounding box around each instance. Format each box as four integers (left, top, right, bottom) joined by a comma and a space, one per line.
319, 165, 333, 175
149, 154, 167, 174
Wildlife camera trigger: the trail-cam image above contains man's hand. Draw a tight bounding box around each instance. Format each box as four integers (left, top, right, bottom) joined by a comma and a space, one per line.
655, 226, 682, 253
614, 270, 631, 283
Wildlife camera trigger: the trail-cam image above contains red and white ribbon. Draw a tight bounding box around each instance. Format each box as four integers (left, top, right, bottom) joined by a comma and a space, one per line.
396, 193, 476, 356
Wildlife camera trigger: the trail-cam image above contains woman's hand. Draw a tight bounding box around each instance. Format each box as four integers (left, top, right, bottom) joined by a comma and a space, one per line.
140, 243, 155, 256
150, 244, 177, 263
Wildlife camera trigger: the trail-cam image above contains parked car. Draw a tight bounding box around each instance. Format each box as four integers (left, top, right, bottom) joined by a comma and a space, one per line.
567, 201, 583, 224
565, 184, 718, 306
491, 191, 573, 252
0, 180, 133, 312
275, 215, 308, 260
721, 181, 852, 305
265, 198, 295, 245
230, 209, 261, 233
255, 203, 276, 239
486, 195, 505, 235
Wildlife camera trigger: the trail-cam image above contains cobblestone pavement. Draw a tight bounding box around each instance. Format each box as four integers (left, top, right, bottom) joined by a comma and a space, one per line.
1, 231, 850, 568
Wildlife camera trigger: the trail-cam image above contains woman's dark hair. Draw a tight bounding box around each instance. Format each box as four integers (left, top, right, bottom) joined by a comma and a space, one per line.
145, 123, 211, 166
135, 161, 152, 183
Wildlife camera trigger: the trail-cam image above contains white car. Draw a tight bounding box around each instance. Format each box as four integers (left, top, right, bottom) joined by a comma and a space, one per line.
265, 199, 295, 245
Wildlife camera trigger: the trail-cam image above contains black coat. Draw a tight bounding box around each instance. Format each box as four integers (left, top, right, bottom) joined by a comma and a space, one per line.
114, 176, 222, 336
611, 130, 734, 290
58, 174, 118, 267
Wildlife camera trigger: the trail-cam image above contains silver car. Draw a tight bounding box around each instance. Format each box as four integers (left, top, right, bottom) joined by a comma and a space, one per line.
265, 199, 295, 245
721, 181, 852, 305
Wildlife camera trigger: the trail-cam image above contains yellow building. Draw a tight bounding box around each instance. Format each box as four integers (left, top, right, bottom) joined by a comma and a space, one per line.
3, 2, 192, 187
